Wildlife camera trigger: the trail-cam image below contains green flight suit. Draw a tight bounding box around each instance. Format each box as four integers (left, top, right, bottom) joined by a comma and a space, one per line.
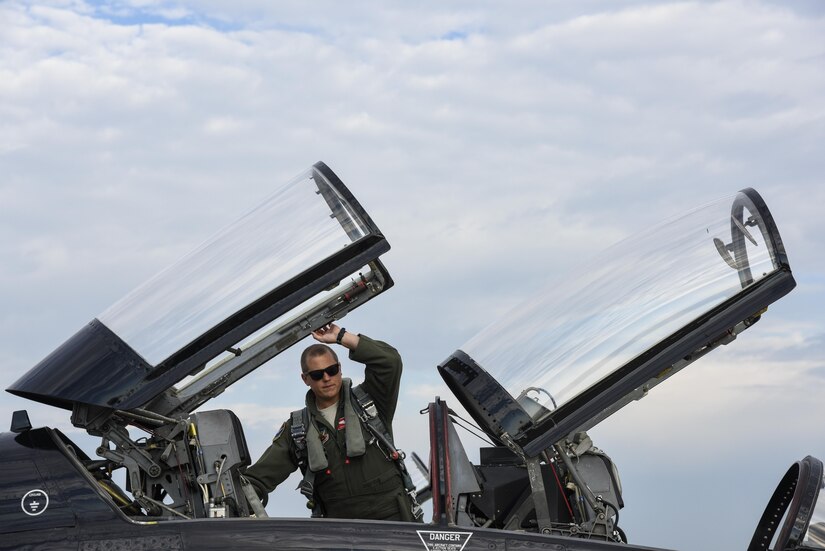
244, 335, 418, 521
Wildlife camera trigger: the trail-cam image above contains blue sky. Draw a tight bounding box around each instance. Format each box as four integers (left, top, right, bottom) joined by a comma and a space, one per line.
1, 2, 824, 550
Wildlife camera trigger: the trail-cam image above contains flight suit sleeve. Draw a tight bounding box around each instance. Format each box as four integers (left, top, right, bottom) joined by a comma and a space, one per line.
350, 335, 403, 427
242, 420, 299, 505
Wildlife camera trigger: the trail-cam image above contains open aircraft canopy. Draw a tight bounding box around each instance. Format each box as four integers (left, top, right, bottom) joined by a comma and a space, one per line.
439, 188, 795, 456
8, 162, 393, 417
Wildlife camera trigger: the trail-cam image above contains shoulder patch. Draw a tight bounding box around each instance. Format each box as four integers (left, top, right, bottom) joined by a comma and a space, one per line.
273, 422, 287, 442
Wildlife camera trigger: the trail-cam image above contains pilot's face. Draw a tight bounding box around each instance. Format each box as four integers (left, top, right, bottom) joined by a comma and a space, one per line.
302, 351, 343, 407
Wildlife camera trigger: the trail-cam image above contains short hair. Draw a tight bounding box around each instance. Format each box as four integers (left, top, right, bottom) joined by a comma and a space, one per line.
300, 344, 339, 373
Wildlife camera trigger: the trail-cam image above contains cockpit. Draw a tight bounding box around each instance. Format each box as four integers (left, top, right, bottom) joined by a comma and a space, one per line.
7, 162, 395, 519
432, 188, 799, 541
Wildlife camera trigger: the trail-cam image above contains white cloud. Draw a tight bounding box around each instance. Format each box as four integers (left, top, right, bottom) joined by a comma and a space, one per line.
1, 2, 823, 550
203, 115, 249, 135
215, 403, 295, 428
406, 383, 450, 400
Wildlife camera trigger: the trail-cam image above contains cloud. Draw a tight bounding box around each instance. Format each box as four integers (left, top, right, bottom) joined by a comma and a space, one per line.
1, 2, 824, 550
210, 402, 295, 428
406, 383, 449, 400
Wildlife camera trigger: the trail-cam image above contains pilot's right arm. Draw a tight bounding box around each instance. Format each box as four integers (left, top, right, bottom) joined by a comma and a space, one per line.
243, 420, 299, 505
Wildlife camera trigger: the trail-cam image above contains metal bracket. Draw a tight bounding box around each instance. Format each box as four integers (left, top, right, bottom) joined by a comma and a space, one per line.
97, 423, 162, 478
525, 455, 554, 534
553, 442, 617, 540
500, 433, 554, 534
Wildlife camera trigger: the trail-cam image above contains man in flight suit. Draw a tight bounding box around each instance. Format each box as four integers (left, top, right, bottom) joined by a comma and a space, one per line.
244, 323, 419, 521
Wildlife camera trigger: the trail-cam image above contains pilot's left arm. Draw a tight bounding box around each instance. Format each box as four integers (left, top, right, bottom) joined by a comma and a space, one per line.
349, 335, 402, 427
243, 420, 299, 505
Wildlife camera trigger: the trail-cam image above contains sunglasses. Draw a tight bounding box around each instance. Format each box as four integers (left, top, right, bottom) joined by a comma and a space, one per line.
304, 363, 340, 381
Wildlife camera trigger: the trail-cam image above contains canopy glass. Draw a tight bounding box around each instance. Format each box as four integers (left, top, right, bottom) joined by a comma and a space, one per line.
9, 162, 392, 412
99, 166, 369, 366
443, 189, 791, 448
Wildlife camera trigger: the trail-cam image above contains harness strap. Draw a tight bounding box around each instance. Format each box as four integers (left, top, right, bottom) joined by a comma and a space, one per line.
239, 475, 269, 518
351, 386, 391, 443
291, 409, 323, 517
351, 386, 423, 520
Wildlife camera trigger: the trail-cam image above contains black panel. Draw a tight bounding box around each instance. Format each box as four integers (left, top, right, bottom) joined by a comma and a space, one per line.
438, 350, 534, 441
0, 427, 186, 548
471, 465, 531, 525
0, 430, 76, 538
471, 463, 573, 529
32, 428, 124, 527
6, 319, 150, 411
11, 410, 32, 433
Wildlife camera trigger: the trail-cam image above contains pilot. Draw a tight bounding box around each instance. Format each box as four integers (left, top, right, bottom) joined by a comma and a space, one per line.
243, 323, 421, 522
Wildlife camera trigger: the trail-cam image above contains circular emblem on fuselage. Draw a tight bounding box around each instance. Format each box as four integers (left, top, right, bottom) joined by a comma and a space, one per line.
21, 489, 49, 516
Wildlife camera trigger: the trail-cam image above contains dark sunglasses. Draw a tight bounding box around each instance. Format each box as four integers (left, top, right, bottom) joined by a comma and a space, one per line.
304, 363, 340, 381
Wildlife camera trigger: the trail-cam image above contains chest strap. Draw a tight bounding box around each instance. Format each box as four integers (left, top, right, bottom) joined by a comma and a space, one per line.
350, 385, 397, 457
290, 409, 323, 517
351, 386, 423, 520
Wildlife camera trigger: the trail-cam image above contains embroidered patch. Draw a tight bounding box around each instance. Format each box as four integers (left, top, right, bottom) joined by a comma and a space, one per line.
273, 422, 286, 442
337, 417, 346, 431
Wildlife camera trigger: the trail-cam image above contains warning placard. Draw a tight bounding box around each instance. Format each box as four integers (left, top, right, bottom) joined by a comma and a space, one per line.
416, 530, 472, 551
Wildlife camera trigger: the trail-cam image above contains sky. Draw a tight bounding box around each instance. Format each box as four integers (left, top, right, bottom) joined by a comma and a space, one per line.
1, 1, 824, 550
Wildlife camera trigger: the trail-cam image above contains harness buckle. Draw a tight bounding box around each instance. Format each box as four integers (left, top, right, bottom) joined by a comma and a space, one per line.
408, 488, 424, 520
298, 479, 314, 501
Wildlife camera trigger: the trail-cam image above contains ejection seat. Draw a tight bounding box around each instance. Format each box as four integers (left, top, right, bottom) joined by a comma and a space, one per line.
425, 394, 622, 540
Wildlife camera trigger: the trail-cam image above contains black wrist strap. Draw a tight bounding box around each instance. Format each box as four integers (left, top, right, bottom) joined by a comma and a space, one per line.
336, 327, 347, 344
